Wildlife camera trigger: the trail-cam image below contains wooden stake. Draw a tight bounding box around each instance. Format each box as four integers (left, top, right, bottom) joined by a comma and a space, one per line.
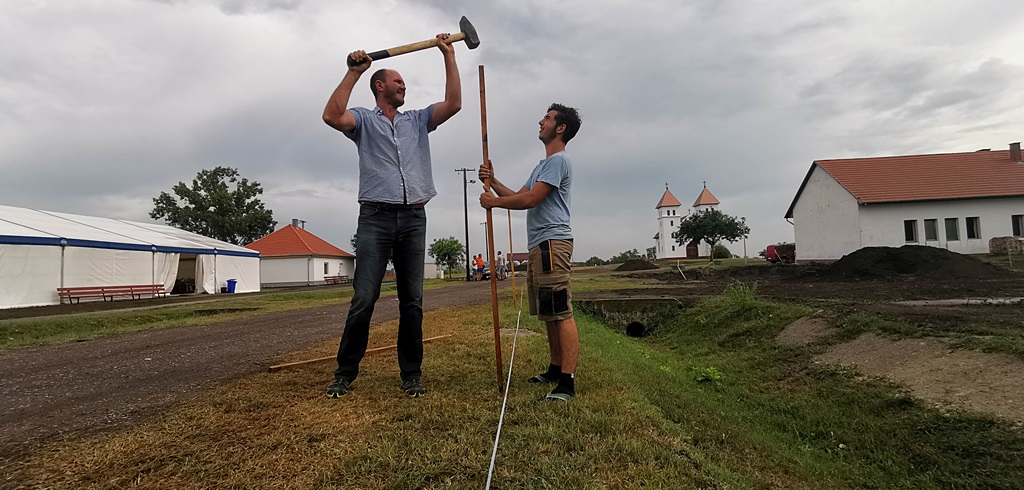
267, 335, 452, 372
508, 209, 517, 308
480, 64, 505, 394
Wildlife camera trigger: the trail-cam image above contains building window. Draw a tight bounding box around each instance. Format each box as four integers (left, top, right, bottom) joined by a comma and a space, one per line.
945, 218, 959, 241
671, 245, 675, 252
670, 221, 673, 227
966, 217, 981, 239
924, 219, 938, 241
904, 220, 918, 243
324, 263, 329, 274
1013, 215, 1024, 237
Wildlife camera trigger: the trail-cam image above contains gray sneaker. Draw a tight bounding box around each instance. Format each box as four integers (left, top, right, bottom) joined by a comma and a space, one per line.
527, 373, 559, 384
401, 377, 426, 397
326, 377, 352, 398
543, 389, 574, 402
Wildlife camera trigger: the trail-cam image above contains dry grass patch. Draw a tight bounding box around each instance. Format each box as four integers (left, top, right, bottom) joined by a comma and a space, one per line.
6, 302, 732, 489
8, 305, 503, 488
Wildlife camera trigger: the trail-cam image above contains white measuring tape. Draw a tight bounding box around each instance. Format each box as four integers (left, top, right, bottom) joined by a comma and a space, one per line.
484, 308, 522, 489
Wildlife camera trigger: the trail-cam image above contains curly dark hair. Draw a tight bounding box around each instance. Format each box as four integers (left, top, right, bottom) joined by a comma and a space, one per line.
548, 103, 581, 143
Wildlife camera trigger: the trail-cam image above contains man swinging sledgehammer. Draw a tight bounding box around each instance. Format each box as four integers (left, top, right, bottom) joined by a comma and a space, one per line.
322, 33, 462, 398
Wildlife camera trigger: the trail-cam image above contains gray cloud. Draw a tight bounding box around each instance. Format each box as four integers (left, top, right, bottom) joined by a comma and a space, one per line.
3, 0, 1024, 260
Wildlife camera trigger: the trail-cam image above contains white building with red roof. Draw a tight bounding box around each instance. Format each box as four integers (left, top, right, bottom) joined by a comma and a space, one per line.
654, 183, 721, 259
786, 142, 1024, 261
246, 220, 355, 287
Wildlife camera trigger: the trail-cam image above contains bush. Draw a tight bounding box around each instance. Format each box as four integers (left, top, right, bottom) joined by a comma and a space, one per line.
712, 244, 733, 259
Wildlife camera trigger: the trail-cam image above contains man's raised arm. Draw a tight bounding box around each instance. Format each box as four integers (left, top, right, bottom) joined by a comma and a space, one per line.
323, 50, 371, 133
429, 33, 462, 128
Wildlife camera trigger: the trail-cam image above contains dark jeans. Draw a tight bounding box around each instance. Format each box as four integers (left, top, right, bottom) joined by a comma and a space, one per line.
335, 204, 427, 381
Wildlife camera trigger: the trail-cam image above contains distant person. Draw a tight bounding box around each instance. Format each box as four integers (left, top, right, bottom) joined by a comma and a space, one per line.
496, 251, 507, 280
474, 254, 485, 281
321, 33, 462, 398
479, 103, 581, 401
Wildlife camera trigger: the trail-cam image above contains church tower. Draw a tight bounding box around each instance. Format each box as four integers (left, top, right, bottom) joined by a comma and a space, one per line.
691, 182, 721, 257
654, 184, 684, 259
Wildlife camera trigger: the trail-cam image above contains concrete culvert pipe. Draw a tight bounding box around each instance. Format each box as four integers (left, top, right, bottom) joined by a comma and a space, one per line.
626, 322, 646, 337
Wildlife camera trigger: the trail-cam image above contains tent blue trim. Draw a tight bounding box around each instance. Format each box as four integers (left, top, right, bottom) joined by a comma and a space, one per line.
155, 247, 259, 257
0, 235, 259, 257
0, 235, 63, 246
64, 238, 153, 252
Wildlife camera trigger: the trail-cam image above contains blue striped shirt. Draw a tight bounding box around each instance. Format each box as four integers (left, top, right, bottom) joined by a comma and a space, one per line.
343, 105, 436, 204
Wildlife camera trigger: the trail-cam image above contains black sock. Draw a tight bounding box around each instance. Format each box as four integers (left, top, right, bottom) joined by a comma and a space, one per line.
544, 364, 561, 378
553, 372, 575, 395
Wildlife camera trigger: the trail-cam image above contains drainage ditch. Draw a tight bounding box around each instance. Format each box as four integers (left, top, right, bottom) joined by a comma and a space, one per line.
576, 296, 685, 337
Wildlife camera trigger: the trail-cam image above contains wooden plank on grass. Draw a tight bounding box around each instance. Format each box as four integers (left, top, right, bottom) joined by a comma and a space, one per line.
267, 335, 453, 372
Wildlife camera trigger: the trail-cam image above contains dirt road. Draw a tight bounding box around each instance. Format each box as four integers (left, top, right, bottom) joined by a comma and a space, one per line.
0, 282, 499, 460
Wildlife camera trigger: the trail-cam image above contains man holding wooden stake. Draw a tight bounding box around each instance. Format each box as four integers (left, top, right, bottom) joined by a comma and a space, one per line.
479, 103, 581, 401
322, 34, 461, 398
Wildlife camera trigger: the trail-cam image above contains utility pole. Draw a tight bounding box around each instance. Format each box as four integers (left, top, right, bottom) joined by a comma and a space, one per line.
456, 168, 476, 281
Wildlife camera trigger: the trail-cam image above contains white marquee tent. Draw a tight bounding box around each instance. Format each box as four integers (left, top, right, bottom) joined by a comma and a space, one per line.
0, 204, 261, 309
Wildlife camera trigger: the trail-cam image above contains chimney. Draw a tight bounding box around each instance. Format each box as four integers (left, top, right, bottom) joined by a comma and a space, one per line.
1011, 142, 1022, 163
292, 219, 300, 228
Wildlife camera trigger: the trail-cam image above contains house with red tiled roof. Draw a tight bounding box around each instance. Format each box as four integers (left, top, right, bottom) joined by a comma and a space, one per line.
786, 143, 1024, 261
245, 220, 355, 286
654, 183, 721, 259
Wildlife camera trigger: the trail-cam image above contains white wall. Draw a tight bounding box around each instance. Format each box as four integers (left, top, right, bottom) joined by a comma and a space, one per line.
309, 257, 355, 282
859, 197, 1024, 255
64, 247, 154, 286
261, 257, 309, 284
0, 244, 61, 308
424, 262, 445, 279
216, 255, 260, 293
792, 166, 862, 261
260, 256, 355, 285
655, 205, 685, 259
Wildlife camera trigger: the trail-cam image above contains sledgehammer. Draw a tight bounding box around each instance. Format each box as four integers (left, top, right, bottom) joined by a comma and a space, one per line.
348, 16, 480, 67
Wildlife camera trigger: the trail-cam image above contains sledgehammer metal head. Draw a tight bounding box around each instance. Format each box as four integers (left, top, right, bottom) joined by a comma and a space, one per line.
348, 16, 480, 67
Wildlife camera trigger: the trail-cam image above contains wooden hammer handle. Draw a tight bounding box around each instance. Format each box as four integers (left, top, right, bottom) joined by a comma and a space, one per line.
348, 33, 467, 67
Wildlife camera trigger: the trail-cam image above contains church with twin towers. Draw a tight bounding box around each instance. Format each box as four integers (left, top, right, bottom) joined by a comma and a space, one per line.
653, 183, 720, 259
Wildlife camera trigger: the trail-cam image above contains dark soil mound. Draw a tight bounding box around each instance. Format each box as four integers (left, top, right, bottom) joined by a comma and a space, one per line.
817, 245, 1012, 281
614, 259, 659, 272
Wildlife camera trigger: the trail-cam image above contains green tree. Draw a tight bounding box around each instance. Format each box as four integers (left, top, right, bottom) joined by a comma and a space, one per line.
672, 209, 750, 261
350, 233, 358, 253
583, 256, 607, 266
428, 236, 465, 278
712, 244, 733, 259
608, 249, 641, 264
151, 167, 276, 245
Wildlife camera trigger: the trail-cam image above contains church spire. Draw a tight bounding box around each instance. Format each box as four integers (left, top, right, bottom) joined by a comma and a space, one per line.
655, 184, 682, 208
693, 184, 720, 207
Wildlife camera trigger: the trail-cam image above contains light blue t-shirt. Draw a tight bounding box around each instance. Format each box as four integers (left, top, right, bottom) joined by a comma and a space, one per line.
524, 151, 572, 249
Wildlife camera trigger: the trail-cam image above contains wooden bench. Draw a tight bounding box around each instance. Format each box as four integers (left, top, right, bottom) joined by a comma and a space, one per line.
58, 284, 169, 304
324, 275, 351, 285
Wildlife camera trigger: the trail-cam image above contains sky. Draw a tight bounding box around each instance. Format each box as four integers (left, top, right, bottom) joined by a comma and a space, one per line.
3, 0, 1024, 261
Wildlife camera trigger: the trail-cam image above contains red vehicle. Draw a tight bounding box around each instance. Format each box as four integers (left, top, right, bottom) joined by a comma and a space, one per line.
766, 243, 795, 264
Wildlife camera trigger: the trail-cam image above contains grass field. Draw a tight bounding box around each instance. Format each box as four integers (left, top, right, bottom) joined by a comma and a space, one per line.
7, 282, 1024, 488
0, 287, 356, 351
0, 278, 457, 351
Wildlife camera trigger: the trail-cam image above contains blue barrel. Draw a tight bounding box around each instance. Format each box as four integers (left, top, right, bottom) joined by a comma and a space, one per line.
226, 279, 237, 293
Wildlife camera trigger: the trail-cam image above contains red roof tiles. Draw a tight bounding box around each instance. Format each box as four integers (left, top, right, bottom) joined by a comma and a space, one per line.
655, 188, 682, 208
692, 187, 720, 207
786, 149, 1024, 218
246, 225, 353, 257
